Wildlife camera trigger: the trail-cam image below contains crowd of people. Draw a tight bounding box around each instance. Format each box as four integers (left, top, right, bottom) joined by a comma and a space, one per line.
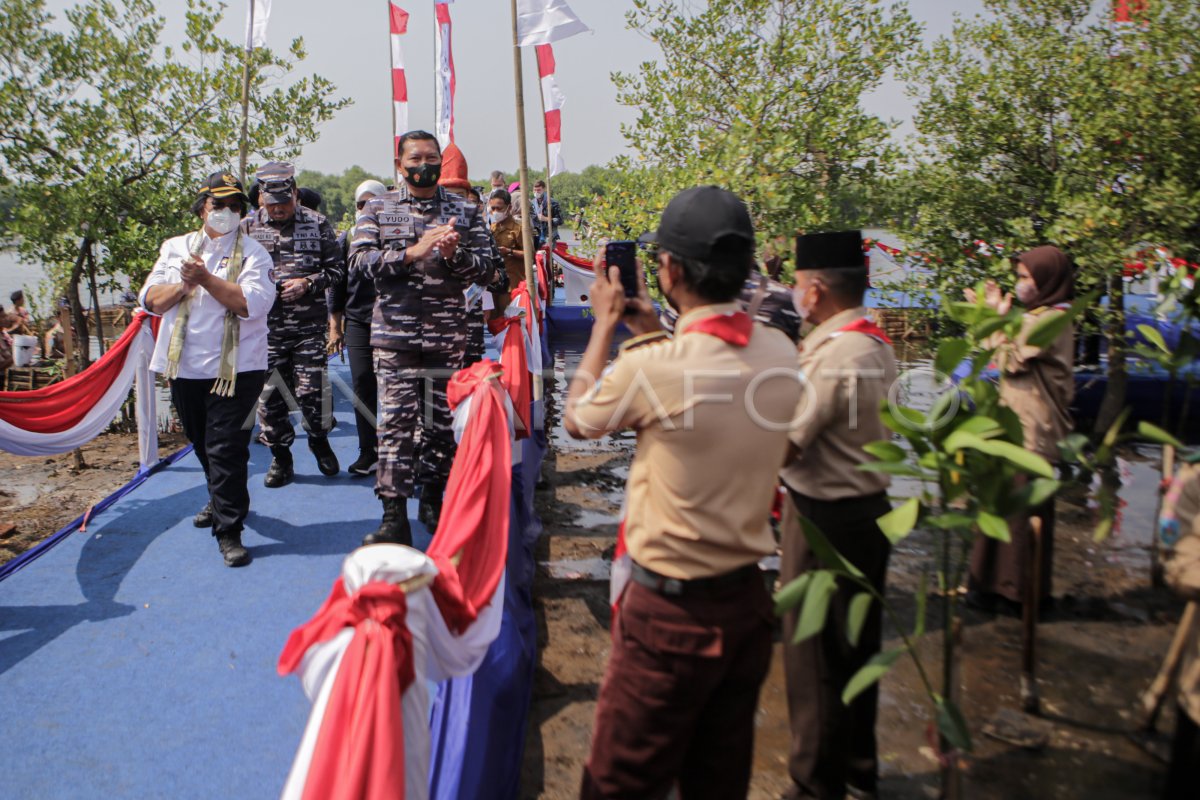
133, 131, 1196, 798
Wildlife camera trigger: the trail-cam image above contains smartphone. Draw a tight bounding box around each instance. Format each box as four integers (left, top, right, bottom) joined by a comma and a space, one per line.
605, 240, 639, 300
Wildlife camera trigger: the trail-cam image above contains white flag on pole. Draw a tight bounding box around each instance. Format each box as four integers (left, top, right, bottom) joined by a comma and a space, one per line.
515, 0, 589, 47
244, 0, 271, 49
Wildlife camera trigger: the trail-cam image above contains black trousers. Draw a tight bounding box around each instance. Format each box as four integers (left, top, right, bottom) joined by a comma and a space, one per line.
344, 319, 378, 458
1165, 703, 1200, 799
170, 370, 265, 536
781, 489, 892, 800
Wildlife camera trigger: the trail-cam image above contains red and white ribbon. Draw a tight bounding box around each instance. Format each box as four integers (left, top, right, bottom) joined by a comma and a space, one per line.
535, 44, 566, 176
390, 2, 410, 153
0, 314, 158, 467
434, 2, 456, 148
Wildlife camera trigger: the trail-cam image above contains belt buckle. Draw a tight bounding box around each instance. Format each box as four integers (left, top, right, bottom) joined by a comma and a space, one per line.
661, 577, 684, 596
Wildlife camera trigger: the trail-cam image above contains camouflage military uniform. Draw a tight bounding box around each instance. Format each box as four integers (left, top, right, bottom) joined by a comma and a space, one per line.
242, 201, 345, 448
348, 183, 492, 500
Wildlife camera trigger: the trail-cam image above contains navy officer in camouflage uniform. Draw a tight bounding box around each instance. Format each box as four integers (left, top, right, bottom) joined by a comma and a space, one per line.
242, 161, 345, 486
348, 130, 492, 545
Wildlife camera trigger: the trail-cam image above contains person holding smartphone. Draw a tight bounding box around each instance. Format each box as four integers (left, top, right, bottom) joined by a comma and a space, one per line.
565, 186, 802, 799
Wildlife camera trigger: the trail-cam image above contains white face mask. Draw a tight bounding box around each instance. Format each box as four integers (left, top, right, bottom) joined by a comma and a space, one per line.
490, 210, 509, 224
792, 284, 814, 322
206, 207, 240, 235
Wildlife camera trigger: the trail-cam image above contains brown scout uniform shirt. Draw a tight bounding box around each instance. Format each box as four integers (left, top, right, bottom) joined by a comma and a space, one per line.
571, 303, 802, 580
1163, 464, 1200, 724
781, 307, 898, 501
491, 215, 525, 293
995, 308, 1074, 462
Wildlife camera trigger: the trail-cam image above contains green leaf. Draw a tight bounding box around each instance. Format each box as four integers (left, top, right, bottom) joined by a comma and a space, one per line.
935, 338, 970, 377
943, 432, 1055, 478
846, 592, 872, 648
935, 697, 973, 752
862, 441, 906, 463
799, 516, 864, 578
954, 415, 1002, 438
1024, 478, 1061, 508
857, 461, 931, 479
971, 315, 1011, 341
1136, 324, 1169, 354
926, 513, 975, 530
1138, 421, 1184, 449
793, 571, 837, 644
977, 510, 1011, 542
877, 497, 920, 543
842, 648, 902, 705
1093, 516, 1114, 543
1025, 309, 1073, 350
773, 572, 813, 615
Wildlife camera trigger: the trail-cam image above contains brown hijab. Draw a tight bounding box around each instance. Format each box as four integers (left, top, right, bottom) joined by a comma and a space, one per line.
1017, 245, 1074, 309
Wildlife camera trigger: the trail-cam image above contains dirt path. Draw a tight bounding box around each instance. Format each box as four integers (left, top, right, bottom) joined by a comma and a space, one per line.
0, 431, 186, 565
523, 442, 1183, 799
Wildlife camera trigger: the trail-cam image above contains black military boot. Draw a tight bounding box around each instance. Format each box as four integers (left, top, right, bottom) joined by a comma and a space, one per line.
309, 437, 340, 476
215, 530, 251, 567
347, 450, 378, 477
418, 480, 445, 532
193, 501, 214, 528
264, 445, 294, 488
362, 497, 413, 547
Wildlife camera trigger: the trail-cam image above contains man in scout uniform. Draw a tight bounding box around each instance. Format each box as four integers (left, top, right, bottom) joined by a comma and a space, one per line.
348, 130, 492, 546
242, 161, 345, 486
565, 186, 802, 798
780, 230, 898, 800
139, 172, 275, 567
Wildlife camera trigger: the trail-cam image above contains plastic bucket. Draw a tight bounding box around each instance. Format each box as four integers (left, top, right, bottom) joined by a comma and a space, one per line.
12, 334, 36, 367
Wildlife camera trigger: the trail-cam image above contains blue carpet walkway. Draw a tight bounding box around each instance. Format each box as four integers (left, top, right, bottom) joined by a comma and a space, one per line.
0, 357, 544, 799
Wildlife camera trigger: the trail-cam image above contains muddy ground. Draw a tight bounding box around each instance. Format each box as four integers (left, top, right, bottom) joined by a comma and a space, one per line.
522, 428, 1185, 799
0, 431, 186, 565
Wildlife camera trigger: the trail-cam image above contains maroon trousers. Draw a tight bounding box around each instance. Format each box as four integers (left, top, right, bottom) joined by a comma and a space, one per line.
581, 573, 775, 799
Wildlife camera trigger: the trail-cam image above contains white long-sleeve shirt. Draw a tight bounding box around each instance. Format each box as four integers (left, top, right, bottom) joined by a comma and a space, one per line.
139, 229, 275, 379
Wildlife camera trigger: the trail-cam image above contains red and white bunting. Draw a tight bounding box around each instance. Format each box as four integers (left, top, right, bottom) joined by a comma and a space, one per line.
434, 2, 456, 148
390, 2, 410, 154
535, 44, 566, 177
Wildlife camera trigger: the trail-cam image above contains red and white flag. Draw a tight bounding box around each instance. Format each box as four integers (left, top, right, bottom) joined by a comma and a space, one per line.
1113, 0, 1149, 23
535, 44, 566, 177
515, 0, 589, 47
434, 2, 456, 148
390, 3, 410, 154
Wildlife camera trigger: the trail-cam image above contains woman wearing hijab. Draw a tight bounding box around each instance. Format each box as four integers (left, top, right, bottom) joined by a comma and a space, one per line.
965, 245, 1076, 613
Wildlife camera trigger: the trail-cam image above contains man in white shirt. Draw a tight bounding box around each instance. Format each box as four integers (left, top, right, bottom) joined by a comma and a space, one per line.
139, 171, 275, 567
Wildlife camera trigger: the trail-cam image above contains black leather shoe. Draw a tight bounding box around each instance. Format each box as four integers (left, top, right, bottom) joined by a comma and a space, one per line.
264, 445, 294, 488
348, 452, 378, 477
362, 497, 413, 547
193, 501, 213, 528
216, 531, 251, 567
309, 437, 339, 476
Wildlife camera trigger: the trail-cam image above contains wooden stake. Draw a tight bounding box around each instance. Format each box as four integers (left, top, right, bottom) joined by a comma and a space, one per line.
510, 0, 542, 402
1020, 515, 1044, 714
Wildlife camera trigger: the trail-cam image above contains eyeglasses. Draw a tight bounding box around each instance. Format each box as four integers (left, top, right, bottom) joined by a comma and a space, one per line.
208, 198, 242, 211
356, 200, 367, 210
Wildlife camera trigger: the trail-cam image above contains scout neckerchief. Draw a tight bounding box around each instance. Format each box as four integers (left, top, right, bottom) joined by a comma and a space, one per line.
164, 228, 246, 396
685, 309, 754, 347
833, 315, 892, 345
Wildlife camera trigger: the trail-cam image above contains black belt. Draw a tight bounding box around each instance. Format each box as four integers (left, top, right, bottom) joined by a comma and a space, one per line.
630, 561, 760, 598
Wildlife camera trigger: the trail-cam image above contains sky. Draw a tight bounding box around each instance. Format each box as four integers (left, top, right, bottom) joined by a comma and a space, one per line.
58, 0, 989, 179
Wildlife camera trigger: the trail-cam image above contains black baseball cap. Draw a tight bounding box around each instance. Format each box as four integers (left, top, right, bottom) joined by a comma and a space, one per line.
197, 171, 249, 203
795, 231, 866, 271
638, 186, 755, 261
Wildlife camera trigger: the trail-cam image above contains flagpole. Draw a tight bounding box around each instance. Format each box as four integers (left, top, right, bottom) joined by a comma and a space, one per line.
510, 0, 542, 402
390, 1, 399, 186
238, 0, 255, 184
537, 68, 557, 298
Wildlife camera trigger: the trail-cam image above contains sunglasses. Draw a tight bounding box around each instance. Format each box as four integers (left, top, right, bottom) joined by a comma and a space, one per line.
356, 200, 367, 210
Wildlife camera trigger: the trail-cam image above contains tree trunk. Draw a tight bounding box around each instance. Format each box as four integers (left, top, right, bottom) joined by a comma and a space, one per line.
67, 236, 92, 370
1095, 272, 1128, 435
86, 242, 106, 355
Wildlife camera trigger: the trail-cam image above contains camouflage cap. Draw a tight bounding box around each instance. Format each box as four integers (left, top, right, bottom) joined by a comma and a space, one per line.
256, 161, 296, 204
